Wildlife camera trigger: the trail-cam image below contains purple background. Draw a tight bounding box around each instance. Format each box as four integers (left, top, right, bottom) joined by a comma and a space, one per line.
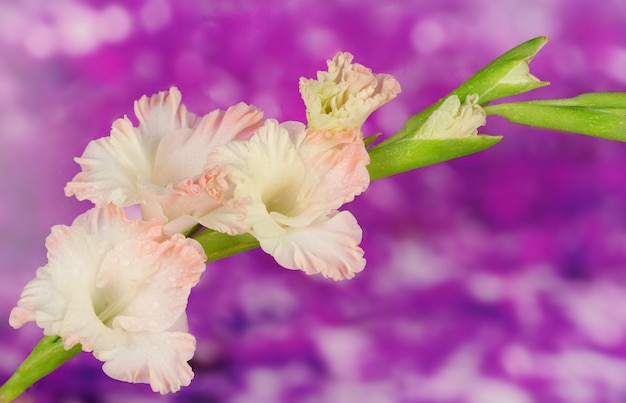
2, 1, 626, 402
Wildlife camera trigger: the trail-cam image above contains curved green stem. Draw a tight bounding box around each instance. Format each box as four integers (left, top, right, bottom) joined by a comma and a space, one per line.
193, 230, 260, 262
0, 336, 81, 402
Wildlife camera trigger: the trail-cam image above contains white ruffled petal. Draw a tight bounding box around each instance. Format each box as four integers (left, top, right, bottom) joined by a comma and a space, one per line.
146, 168, 247, 235
152, 103, 263, 186
9, 266, 64, 330
192, 199, 249, 235
98, 327, 196, 394
64, 117, 154, 207
299, 139, 370, 213
258, 210, 365, 280
134, 87, 198, 143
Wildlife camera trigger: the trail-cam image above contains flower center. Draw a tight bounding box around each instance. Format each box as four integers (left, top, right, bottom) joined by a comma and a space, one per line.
262, 182, 301, 217
96, 290, 138, 327
92, 251, 155, 328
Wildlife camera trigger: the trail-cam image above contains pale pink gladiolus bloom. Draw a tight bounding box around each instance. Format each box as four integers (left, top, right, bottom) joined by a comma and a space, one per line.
299, 51, 401, 132
208, 119, 368, 280
65, 87, 264, 235
9, 205, 207, 394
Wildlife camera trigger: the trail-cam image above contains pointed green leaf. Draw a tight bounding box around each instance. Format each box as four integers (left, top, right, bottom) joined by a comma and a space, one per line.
368, 135, 502, 180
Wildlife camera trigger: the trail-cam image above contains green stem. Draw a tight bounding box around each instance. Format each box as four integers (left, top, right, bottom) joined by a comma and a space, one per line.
193, 230, 260, 262
0, 336, 81, 402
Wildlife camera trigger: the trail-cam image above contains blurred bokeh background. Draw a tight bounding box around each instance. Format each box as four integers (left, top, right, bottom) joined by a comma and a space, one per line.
2, 0, 626, 402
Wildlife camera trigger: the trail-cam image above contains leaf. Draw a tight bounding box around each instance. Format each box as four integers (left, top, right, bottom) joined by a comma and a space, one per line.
367, 135, 502, 180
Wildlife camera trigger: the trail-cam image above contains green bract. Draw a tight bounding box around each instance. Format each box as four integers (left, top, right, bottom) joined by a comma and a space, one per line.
367, 136, 501, 180
364, 36, 549, 181
452, 36, 549, 104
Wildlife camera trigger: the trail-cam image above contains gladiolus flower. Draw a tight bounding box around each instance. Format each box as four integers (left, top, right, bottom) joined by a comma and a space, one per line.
208, 119, 368, 280
9, 205, 207, 393
65, 87, 264, 235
